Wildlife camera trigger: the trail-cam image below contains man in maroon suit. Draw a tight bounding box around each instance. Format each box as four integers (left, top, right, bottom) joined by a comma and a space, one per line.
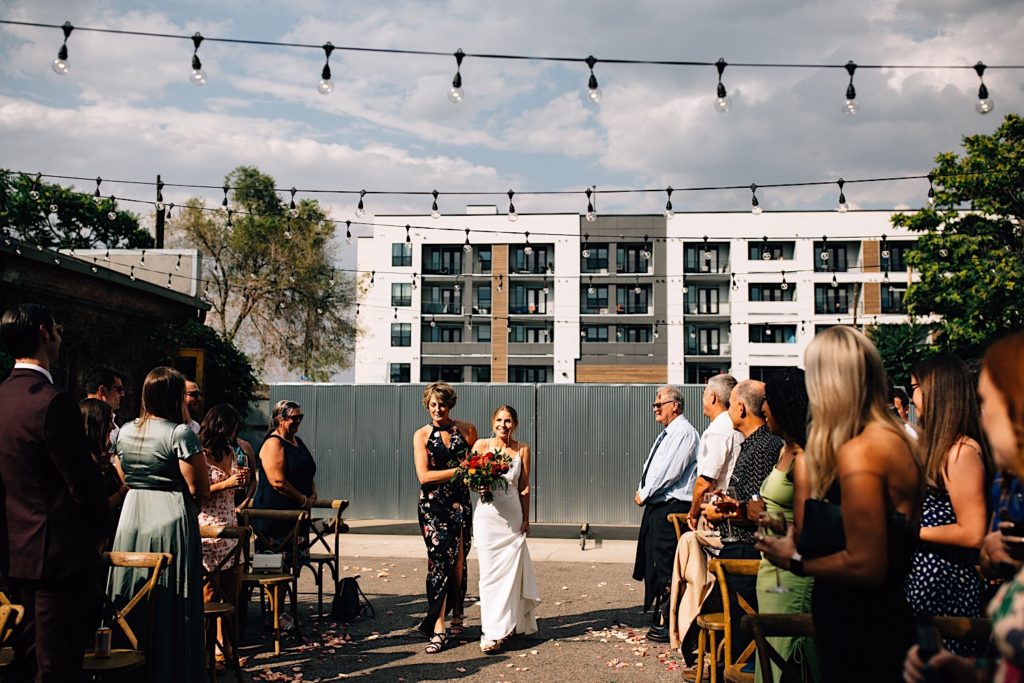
0, 303, 112, 682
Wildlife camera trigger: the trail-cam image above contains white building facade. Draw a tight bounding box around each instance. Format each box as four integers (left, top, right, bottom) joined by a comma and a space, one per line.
354, 208, 917, 384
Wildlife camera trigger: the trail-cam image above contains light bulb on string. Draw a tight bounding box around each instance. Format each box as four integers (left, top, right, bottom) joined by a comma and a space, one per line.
106, 195, 117, 221
585, 55, 601, 104
781, 271, 789, 290
585, 188, 596, 222
703, 235, 712, 262
284, 218, 293, 240
820, 235, 830, 262
750, 183, 763, 215
129, 265, 137, 282
91, 257, 98, 273
641, 235, 652, 261
393, 308, 398, 320
448, 49, 464, 103
431, 190, 441, 219
761, 236, 771, 260
93, 177, 102, 204
633, 276, 641, 295
318, 42, 335, 95
463, 228, 472, 253
881, 235, 890, 260
496, 274, 504, 293
682, 274, 688, 295
368, 270, 375, 288
654, 322, 660, 339
714, 58, 730, 112
523, 231, 533, 256
355, 190, 367, 218
155, 177, 165, 212
221, 184, 230, 211
883, 269, 890, 283
507, 189, 517, 222
404, 224, 412, 252
731, 273, 738, 292
410, 273, 417, 290
842, 61, 858, 115
581, 232, 591, 259
289, 188, 298, 218
225, 209, 233, 232
664, 187, 674, 219
48, 203, 58, 215
542, 278, 550, 295
927, 174, 936, 207
51, 21, 73, 74
28, 173, 41, 200
175, 254, 182, 272
345, 220, 352, 245
836, 178, 849, 213
831, 273, 839, 288
974, 62, 994, 114
454, 275, 461, 293
190, 32, 207, 85
587, 276, 595, 295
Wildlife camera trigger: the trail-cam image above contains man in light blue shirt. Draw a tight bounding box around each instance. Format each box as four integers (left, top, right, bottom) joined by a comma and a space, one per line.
632, 385, 700, 642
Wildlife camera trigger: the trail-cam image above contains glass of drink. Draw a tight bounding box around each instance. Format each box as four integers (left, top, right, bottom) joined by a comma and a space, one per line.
759, 511, 791, 593
235, 449, 249, 489
719, 487, 740, 543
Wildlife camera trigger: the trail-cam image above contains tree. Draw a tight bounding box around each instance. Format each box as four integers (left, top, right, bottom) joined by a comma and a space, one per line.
891, 114, 1024, 359
0, 170, 154, 249
867, 321, 936, 389
170, 166, 357, 381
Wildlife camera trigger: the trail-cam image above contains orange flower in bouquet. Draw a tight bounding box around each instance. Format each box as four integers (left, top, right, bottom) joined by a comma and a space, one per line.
452, 447, 513, 503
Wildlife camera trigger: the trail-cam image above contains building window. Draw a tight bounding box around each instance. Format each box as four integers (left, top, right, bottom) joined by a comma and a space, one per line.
509, 366, 551, 383
684, 243, 726, 273
509, 285, 548, 314
580, 285, 610, 314
814, 243, 849, 272
749, 324, 798, 344
391, 283, 412, 307
815, 284, 852, 314
618, 325, 652, 343
882, 242, 912, 272
389, 363, 410, 383
686, 326, 723, 355
422, 323, 463, 343
474, 285, 491, 314
423, 247, 463, 275
390, 323, 412, 347
616, 285, 651, 314
747, 241, 792, 261
581, 245, 610, 272
685, 364, 726, 384
748, 283, 795, 302
509, 325, 552, 343
392, 243, 412, 267
749, 365, 799, 382
475, 324, 491, 342
472, 365, 491, 382
881, 284, 907, 313
421, 365, 463, 382
475, 246, 492, 274
616, 244, 650, 274
686, 287, 722, 314
583, 325, 609, 342
422, 285, 462, 314
511, 245, 552, 274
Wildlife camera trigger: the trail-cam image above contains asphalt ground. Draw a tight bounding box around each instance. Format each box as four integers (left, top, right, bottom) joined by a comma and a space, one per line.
239, 535, 687, 682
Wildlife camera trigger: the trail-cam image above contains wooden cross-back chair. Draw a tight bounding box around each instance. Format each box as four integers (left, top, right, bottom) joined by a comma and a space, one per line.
0, 602, 25, 669
668, 512, 689, 541
239, 509, 309, 655
695, 558, 760, 683
83, 551, 172, 679
200, 525, 250, 683
301, 499, 350, 616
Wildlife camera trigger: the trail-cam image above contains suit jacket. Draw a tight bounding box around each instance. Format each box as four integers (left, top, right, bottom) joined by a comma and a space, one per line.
0, 368, 112, 580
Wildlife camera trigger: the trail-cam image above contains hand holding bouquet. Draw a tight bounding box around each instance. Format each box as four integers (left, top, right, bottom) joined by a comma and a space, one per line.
452, 447, 513, 503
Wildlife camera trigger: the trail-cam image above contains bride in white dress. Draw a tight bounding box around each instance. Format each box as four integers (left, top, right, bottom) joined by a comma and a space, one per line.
471, 405, 541, 653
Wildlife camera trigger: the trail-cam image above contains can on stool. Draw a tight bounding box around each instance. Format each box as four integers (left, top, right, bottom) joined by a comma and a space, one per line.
94, 626, 112, 658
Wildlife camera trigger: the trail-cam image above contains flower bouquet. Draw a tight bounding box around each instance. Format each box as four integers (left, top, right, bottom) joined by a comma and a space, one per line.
452, 447, 513, 503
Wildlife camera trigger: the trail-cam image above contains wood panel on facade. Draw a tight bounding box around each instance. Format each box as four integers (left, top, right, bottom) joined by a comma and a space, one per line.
862, 281, 881, 315
575, 364, 668, 384
491, 244, 509, 382
862, 240, 880, 272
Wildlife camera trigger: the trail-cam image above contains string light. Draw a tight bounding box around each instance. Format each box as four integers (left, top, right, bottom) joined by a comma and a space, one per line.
462, 228, 471, 253
581, 233, 591, 259
831, 273, 839, 288
881, 235, 890, 260
289, 187, 298, 217
585, 188, 596, 223
496, 274, 504, 293
974, 62, 993, 114
780, 270, 789, 290
166, 273, 173, 287
190, 32, 206, 85
731, 272, 738, 291
129, 265, 137, 281
820, 235, 830, 263
448, 49, 464, 103
641, 234, 652, 261
750, 183, 763, 215
664, 187, 674, 220
761, 236, 771, 260
175, 254, 182, 271
155, 177, 165, 212
318, 42, 335, 95
410, 273, 417, 290
836, 178, 849, 213
355, 190, 367, 218
927, 173, 936, 207
633, 275, 641, 295
284, 218, 292, 239
542, 278, 550, 295
523, 231, 533, 256
404, 224, 412, 252
225, 209, 233, 231
221, 184, 230, 210
106, 195, 117, 221
393, 307, 398, 320
703, 235, 712, 261
430, 315, 436, 328
51, 21, 73, 74
453, 274, 461, 292
585, 55, 601, 104
842, 61, 858, 115
368, 270, 375, 287
714, 58, 730, 112
345, 220, 352, 244
507, 190, 517, 222
681, 274, 688, 294
587, 276, 595, 295
93, 176, 102, 203
28, 173, 41, 200
431, 190, 441, 219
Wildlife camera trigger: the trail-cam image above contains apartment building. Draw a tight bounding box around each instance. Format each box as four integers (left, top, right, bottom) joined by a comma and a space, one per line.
354, 208, 917, 384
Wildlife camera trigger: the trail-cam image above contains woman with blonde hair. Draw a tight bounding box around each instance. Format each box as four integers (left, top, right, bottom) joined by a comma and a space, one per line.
757, 325, 922, 682
413, 382, 478, 653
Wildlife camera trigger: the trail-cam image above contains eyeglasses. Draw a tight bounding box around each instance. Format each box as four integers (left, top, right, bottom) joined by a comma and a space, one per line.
651, 400, 676, 410
185, 390, 203, 398
909, 383, 920, 392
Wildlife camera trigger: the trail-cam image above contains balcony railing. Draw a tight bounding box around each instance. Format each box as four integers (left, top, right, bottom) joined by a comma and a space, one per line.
508, 305, 549, 315
617, 304, 652, 315
422, 301, 464, 314
685, 342, 731, 356
684, 302, 731, 315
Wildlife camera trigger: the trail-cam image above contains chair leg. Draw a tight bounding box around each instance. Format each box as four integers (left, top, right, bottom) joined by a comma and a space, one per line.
708, 630, 718, 683
696, 628, 706, 683
206, 617, 218, 683
223, 613, 243, 683
315, 564, 324, 617
270, 586, 281, 656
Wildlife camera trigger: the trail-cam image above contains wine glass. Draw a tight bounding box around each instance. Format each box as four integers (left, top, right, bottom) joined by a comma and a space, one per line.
759, 510, 791, 593
720, 486, 740, 543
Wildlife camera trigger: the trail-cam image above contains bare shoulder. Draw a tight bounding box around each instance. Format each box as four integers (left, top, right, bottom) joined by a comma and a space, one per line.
413, 424, 432, 443
471, 438, 491, 452
948, 436, 984, 465
455, 419, 478, 440
260, 436, 285, 458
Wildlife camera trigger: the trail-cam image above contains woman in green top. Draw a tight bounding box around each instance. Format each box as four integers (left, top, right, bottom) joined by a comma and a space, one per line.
754, 368, 819, 683
107, 367, 209, 683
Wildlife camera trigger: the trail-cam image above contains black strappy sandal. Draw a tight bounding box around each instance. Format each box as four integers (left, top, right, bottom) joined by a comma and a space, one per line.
449, 615, 465, 637
425, 632, 448, 654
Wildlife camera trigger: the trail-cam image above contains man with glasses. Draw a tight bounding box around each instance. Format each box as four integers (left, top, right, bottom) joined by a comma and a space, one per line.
632, 385, 700, 642
184, 379, 204, 433
85, 366, 126, 447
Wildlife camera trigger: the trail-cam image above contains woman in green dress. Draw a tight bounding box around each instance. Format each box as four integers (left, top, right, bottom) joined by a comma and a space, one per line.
754, 368, 819, 683
107, 366, 209, 682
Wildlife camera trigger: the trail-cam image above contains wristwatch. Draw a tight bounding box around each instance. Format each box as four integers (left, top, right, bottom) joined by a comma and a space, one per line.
789, 551, 805, 577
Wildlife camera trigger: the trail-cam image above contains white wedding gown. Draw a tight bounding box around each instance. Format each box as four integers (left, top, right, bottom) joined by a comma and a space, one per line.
474, 454, 541, 644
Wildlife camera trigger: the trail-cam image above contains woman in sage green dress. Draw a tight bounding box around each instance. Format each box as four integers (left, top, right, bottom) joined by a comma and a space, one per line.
107, 367, 209, 683
755, 368, 819, 683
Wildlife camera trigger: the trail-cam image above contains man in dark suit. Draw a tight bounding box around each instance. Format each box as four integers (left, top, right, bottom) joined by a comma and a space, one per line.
0, 303, 112, 682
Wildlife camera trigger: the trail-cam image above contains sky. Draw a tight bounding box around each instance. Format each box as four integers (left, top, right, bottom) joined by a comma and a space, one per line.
1, 0, 1022, 228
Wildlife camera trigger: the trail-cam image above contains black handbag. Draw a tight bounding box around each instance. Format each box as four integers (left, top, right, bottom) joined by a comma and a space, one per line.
797, 498, 845, 559
330, 576, 375, 623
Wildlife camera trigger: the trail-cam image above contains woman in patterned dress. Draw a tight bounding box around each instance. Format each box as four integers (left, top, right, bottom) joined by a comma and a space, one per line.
903, 353, 992, 656
198, 404, 249, 663
413, 382, 478, 653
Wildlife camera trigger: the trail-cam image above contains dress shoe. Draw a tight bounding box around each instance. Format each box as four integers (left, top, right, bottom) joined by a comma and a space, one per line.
646, 624, 670, 642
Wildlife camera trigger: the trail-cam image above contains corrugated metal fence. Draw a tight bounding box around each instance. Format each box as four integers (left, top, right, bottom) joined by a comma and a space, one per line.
269, 384, 710, 526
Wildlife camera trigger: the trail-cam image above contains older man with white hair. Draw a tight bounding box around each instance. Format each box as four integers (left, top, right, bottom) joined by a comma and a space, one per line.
632, 384, 700, 642
687, 374, 744, 530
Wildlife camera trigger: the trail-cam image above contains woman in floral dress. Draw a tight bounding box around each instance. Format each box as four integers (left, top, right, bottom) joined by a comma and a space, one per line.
413, 382, 478, 653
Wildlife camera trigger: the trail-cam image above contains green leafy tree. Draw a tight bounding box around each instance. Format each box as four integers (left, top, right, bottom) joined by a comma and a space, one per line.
0, 170, 154, 249
891, 114, 1024, 359
170, 166, 357, 381
867, 321, 937, 389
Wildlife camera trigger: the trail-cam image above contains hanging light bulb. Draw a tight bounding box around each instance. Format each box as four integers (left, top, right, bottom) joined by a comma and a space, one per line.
190, 32, 207, 85
523, 232, 533, 256
781, 270, 789, 290
318, 42, 335, 94
345, 220, 353, 245
750, 183, 763, 215
633, 276, 642, 295
842, 61, 858, 115
883, 269, 890, 283
820, 235, 830, 262
587, 276, 596, 295
703, 235, 712, 262
974, 62, 994, 114
507, 189, 517, 222
51, 22, 73, 74
431, 190, 441, 219
682, 274, 688, 295
93, 176, 103, 204
403, 224, 412, 252
454, 275, 462, 293
355, 190, 367, 218
664, 187, 674, 219
585, 55, 601, 104
448, 48, 465, 103
289, 188, 299, 218
430, 316, 437, 328
831, 273, 839, 288
107, 195, 117, 221
653, 323, 660, 339
581, 233, 591, 259
880, 235, 890, 260
463, 228, 472, 253
926, 174, 936, 207
542, 279, 550, 295
585, 188, 596, 222
714, 58, 730, 112
641, 235, 652, 261
836, 178, 849, 213
731, 273, 738, 292
761, 236, 772, 261
496, 274, 504, 293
